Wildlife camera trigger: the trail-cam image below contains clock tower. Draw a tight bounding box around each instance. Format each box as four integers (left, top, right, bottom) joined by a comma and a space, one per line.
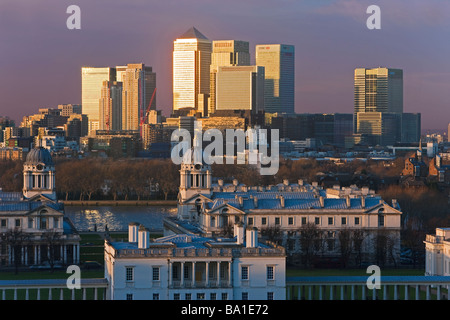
23, 147, 57, 200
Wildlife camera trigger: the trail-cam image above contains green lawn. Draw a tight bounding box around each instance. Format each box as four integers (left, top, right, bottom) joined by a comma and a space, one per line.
286, 268, 425, 277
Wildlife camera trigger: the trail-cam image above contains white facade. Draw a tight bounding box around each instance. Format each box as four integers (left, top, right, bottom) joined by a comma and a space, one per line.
424, 228, 450, 276
105, 223, 286, 300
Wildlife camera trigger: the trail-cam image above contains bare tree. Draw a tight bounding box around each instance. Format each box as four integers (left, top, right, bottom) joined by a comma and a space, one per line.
338, 228, 353, 268
1, 228, 30, 274
42, 229, 63, 272
298, 223, 323, 268
352, 229, 366, 268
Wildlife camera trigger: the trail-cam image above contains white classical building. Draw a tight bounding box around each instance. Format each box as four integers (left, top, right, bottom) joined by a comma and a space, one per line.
104, 222, 286, 300
0, 147, 80, 267
164, 154, 403, 266
424, 228, 450, 276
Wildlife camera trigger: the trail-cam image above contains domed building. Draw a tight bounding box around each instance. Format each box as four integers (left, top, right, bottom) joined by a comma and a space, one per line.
0, 147, 80, 268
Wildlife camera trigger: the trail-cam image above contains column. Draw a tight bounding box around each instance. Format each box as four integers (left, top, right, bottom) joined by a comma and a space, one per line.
169, 261, 172, 287
34, 246, 38, 265
192, 262, 196, 287
205, 262, 209, 287
63, 245, 66, 264
76, 244, 80, 264
180, 262, 184, 287
227, 261, 231, 287
217, 262, 221, 286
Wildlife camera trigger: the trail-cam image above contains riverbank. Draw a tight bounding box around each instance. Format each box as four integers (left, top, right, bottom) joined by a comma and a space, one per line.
62, 200, 177, 207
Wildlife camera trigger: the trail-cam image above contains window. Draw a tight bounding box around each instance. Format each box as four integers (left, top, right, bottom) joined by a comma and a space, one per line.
315, 217, 320, 225
275, 217, 280, 225
173, 293, 180, 300
267, 266, 274, 280
126, 267, 134, 282
173, 265, 179, 280
355, 217, 360, 225
185, 293, 191, 300
210, 217, 215, 227
53, 217, 59, 228
153, 293, 159, 300
261, 217, 267, 225
40, 217, 47, 230
301, 217, 307, 225
288, 217, 294, 225
341, 217, 347, 225
241, 266, 249, 280
378, 214, 385, 227
197, 293, 205, 300
242, 292, 248, 300
267, 292, 274, 300
0, 219, 7, 228
328, 217, 333, 225
15, 219, 21, 228
248, 217, 253, 225
152, 267, 160, 281
221, 293, 228, 300
210, 293, 216, 300
184, 265, 189, 280
28, 218, 34, 229
126, 294, 133, 300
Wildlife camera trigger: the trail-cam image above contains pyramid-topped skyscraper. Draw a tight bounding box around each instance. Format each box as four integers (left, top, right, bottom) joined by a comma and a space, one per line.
173, 27, 212, 113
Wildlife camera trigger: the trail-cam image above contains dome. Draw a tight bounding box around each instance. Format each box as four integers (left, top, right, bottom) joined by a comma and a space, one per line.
25, 147, 54, 166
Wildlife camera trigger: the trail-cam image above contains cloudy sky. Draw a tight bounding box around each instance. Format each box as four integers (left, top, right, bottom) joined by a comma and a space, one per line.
1, 0, 449, 130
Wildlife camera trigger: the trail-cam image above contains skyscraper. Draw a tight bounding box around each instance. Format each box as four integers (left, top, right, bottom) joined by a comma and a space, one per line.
255, 44, 295, 114
354, 67, 403, 131
81, 67, 116, 136
209, 40, 250, 115
173, 27, 212, 112
99, 81, 123, 131
215, 66, 265, 113
122, 63, 156, 131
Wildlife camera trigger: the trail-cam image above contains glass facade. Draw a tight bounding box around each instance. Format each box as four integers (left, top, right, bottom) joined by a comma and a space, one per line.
81, 67, 116, 135
173, 31, 212, 111
256, 44, 295, 114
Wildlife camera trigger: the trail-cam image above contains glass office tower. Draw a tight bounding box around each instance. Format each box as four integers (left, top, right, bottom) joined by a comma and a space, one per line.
255, 44, 295, 114
81, 67, 116, 135
173, 27, 212, 112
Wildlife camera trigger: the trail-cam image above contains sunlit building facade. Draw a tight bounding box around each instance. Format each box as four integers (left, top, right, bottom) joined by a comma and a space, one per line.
209, 40, 250, 115
215, 66, 265, 113
99, 81, 123, 131
255, 44, 295, 114
122, 64, 156, 131
173, 27, 212, 112
81, 67, 116, 136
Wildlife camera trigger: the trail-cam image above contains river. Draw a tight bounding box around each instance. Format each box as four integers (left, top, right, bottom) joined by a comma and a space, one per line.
64, 205, 177, 232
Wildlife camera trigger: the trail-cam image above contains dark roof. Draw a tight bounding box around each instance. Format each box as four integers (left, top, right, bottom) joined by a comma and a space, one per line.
25, 147, 54, 166
179, 27, 208, 40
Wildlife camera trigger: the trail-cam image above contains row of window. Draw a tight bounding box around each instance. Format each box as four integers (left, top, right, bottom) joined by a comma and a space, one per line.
246, 216, 364, 227
126, 292, 275, 300
0, 217, 59, 229
125, 265, 276, 282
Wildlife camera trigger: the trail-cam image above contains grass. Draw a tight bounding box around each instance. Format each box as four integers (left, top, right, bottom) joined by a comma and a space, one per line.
286, 267, 425, 277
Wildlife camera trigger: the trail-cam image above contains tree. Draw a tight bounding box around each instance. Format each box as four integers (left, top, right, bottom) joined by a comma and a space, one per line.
42, 229, 63, 273
1, 228, 30, 274
338, 228, 353, 268
352, 229, 366, 268
297, 223, 323, 268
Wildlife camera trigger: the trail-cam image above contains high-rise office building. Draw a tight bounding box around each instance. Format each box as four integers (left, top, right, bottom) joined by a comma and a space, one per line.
209, 40, 250, 115
401, 113, 421, 143
57, 104, 82, 116
354, 67, 403, 131
356, 112, 401, 146
215, 66, 265, 113
99, 81, 123, 131
255, 44, 295, 114
122, 63, 156, 131
173, 27, 212, 112
81, 67, 116, 136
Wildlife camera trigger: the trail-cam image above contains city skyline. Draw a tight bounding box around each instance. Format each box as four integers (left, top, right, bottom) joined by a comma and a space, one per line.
1, 0, 449, 130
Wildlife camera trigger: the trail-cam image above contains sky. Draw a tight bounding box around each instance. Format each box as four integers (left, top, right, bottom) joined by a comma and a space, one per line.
0, 0, 449, 131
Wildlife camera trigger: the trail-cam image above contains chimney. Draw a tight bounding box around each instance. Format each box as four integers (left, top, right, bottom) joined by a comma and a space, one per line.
319, 196, 325, 208
279, 195, 285, 208
253, 197, 258, 208
233, 179, 239, 186
346, 196, 351, 208
246, 227, 258, 248
128, 222, 139, 243
218, 179, 224, 187
234, 222, 244, 244
392, 199, 398, 208
361, 196, 365, 208
283, 179, 289, 186
138, 225, 150, 249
